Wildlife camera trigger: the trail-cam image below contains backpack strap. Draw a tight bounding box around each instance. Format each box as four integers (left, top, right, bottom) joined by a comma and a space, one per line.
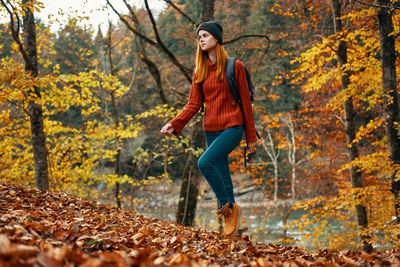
226, 58, 240, 103
226, 58, 249, 167
244, 67, 254, 101
226, 58, 260, 167
198, 81, 205, 112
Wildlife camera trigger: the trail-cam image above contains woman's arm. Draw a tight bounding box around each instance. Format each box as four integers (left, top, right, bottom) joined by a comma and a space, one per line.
166, 72, 203, 136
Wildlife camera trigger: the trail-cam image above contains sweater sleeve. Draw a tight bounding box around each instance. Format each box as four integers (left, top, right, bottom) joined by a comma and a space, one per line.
235, 60, 258, 143
169, 71, 202, 135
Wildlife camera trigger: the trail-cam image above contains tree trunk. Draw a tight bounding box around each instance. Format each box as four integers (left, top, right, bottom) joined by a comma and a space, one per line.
200, 0, 216, 22
262, 129, 279, 201
377, 0, 400, 223
176, 124, 204, 225
286, 116, 296, 200
175, 0, 216, 226
273, 160, 278, 201
22, 0, 49, 190
105, 24, 122, 208
280, 207, 292, 243
331, 0, 372, 252
111, 92, 122, 209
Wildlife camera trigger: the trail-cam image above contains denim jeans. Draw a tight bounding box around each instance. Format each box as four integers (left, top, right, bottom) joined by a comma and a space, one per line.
197, 125, 243, 207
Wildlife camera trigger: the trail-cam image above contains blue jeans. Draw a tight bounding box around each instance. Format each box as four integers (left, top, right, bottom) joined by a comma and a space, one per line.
198, 125, 243, 207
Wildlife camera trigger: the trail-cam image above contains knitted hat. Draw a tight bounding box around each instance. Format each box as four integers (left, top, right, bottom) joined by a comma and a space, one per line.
196, 21, 223, 44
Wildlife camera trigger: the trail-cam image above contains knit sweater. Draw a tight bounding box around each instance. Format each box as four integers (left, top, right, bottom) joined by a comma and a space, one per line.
169, 59, 258, 143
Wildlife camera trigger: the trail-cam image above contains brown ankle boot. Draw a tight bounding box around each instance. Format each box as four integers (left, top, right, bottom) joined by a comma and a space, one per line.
217, 202, 241, 238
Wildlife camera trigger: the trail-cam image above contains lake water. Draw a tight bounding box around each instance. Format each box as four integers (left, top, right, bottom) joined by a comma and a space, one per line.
133, 190, 389, 251
137, 202, 313, 248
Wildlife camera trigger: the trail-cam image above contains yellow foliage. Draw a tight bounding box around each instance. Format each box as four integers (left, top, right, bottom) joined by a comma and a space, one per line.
287, 5, 400, 250
0, 55, 146, 199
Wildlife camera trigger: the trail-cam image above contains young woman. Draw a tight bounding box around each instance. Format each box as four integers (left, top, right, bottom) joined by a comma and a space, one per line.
160, 21, 258, 237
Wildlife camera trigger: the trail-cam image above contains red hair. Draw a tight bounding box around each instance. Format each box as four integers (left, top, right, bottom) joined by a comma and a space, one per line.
195, 43, 227, 83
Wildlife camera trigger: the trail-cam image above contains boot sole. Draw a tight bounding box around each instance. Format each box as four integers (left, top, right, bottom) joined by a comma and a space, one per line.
225, 206, 241, 238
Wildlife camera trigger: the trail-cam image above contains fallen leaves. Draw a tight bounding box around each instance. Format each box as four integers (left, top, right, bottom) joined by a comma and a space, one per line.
0, 234, 39, 259
0, 181, 400, 266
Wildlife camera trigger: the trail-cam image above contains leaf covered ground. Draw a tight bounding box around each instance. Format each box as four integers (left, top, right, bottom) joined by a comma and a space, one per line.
0, 182, 399, 267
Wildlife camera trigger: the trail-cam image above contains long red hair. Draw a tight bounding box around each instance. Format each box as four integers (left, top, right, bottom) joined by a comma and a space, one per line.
195, 43, 227, 83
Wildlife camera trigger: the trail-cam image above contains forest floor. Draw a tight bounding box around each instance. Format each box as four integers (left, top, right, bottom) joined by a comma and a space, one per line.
1, 181, 400, 266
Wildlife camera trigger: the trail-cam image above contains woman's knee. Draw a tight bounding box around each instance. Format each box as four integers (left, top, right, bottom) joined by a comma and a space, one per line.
198, 154, 211, 170
197, 156, 205, 170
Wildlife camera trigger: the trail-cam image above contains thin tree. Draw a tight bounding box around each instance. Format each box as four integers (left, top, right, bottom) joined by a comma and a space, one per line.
262, 129, 280, 201
376, 0, 400, 223
331, 0, 372, 252
0, 0, 49, 190
282, 114, 305, 201
101, 21, 122, 208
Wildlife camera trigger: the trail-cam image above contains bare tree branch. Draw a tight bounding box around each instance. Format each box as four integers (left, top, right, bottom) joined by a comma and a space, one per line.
223, 33, 271, 60
120, 0, 169, 104
0, 0, 29, 65
141, 55, 169, 104
164, 0, 198, 25
107, 0, 193, 84
224, 34, 271, 70
352, 0, 400, 10
121, 0, 136, 22
169, 87, 188, 97
223, 33, 271, 47
144, 0, 192, 83
6, 100, 29, 116
121, 0, 147, 55
106, 0, 159, 47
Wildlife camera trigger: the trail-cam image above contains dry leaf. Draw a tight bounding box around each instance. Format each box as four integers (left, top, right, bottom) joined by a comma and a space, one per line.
154, 256, 166, 265
170, 235, 177, 244
0, 235, 11, 255
9, 244, 39, 259
169, 253, 188, 265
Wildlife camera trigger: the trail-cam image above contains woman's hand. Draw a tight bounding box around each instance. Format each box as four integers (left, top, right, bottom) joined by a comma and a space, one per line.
160, 123, 175, 136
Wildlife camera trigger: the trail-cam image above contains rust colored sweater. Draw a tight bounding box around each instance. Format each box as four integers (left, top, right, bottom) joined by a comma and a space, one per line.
169, 59, 258, 143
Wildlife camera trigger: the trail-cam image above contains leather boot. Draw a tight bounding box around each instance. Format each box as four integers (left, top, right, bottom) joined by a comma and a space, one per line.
217, 202, 241, 237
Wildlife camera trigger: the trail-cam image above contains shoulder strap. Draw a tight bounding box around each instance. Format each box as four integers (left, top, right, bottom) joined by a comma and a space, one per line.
226, 57, 240, 103
226, 58, 261, 153
244, 67, 254, 101
198, 81, 205, 112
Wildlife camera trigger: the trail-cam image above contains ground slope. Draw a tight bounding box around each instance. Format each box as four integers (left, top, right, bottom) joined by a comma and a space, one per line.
0, 181, 399, 266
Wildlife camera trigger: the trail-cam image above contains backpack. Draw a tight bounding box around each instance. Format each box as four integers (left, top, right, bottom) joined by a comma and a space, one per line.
198, 58, 254, 110
198, 57, 260, 167
226, 57, 255, 103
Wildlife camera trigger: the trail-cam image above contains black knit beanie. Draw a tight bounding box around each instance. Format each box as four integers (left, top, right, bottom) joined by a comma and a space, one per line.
196, 21, 223, 44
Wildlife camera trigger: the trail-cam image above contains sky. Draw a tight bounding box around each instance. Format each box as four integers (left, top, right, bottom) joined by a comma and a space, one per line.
2, 0, 167, 33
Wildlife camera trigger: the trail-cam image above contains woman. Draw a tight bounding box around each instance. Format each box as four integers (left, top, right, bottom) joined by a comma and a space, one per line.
160, 21, 258, 238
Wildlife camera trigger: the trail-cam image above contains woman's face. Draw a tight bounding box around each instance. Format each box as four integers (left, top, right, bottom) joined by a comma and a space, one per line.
198, 30, 218, 52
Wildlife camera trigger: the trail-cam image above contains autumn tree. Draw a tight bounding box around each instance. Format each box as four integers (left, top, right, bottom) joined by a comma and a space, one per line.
0, 3, 148, 208
376, 0, 400, 223
331, 0, 372, 252
0, 0, 49, 190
